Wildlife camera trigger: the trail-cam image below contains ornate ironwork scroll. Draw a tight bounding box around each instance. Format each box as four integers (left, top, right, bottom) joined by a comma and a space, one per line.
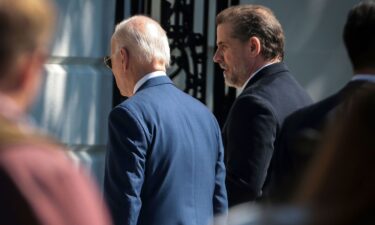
161, 0, 208, 103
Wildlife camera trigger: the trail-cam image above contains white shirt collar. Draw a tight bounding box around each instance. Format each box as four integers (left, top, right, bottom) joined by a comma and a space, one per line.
133, 71, 167, 94
238, 62, 276, 94
351, 74, 375, 83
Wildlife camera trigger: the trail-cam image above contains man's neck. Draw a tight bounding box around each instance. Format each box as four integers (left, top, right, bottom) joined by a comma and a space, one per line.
239, 58, 281, 90
250, 57, 281, 77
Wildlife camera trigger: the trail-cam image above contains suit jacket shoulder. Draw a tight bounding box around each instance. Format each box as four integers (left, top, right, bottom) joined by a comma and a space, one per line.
241, 62, 313, 127
224, 62, 312, 205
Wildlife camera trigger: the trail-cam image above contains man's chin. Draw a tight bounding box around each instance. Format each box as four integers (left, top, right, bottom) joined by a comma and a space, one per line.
223, 72, 231, 84
224, 77, 241, 88
224, 79, 238, 88
223, 75, 237, 88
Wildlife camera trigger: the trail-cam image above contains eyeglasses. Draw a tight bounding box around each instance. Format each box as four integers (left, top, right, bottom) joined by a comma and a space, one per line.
103, 47, 128, 69
103, 56, 112, 69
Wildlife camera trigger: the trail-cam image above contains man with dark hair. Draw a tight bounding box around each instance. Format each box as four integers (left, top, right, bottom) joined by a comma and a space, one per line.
343, 1, 375, 70
0, 0, 111, 224
213, 5, 312, 206
269, 0, 375, 203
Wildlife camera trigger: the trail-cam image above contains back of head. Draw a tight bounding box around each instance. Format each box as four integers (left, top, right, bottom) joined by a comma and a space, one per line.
112, 15, 170, 68
216, 5, 285, 61
0, 0, 55, 90
343, 0, 375, 72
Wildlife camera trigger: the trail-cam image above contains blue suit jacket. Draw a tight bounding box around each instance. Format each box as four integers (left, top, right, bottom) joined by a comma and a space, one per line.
223, 62, 312, 206
104, 76, 227, 225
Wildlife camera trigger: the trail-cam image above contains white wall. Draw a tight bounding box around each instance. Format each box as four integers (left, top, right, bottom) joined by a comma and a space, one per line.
31, 0, 116, 186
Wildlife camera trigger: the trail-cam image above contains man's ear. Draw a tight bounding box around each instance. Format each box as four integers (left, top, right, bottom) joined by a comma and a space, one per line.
248, 36, 261, 57
120, 47, 129, 71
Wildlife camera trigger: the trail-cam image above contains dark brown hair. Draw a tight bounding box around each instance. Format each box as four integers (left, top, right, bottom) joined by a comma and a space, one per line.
343, 0, 375, 71
216, 5, 285, 60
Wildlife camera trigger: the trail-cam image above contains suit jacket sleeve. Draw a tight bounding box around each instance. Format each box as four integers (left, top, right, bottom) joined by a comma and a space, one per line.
225, 95, 277, 205
213, 121, 228, 216
104, 106, 148, 225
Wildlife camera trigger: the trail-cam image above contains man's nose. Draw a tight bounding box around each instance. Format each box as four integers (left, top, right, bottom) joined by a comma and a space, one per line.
213, 49, 221, 63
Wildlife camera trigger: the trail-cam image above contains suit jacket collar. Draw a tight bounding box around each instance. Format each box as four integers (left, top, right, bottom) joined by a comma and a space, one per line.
244, 62, 289, 90
136, 75, 174, 93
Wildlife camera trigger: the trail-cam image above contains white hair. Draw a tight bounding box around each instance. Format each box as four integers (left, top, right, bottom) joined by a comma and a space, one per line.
113, 15, 171, 67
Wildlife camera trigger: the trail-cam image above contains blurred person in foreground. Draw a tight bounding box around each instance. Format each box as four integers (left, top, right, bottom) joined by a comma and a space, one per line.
213, 4, 312, 206
269, 0, 375, 202
0, 0, 111, 224
103, 15, 227, 225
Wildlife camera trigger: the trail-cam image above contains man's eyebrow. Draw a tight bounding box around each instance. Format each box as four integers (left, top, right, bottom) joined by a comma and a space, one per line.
217, 41, 225, 46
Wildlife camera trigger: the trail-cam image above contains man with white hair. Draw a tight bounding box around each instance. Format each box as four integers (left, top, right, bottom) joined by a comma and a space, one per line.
103, 15, 227, 225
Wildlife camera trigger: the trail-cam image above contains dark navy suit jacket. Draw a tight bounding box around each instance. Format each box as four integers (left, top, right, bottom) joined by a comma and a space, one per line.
223, 62, 312, 206
104, 75, 228, 225
268, 80, 370, 202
